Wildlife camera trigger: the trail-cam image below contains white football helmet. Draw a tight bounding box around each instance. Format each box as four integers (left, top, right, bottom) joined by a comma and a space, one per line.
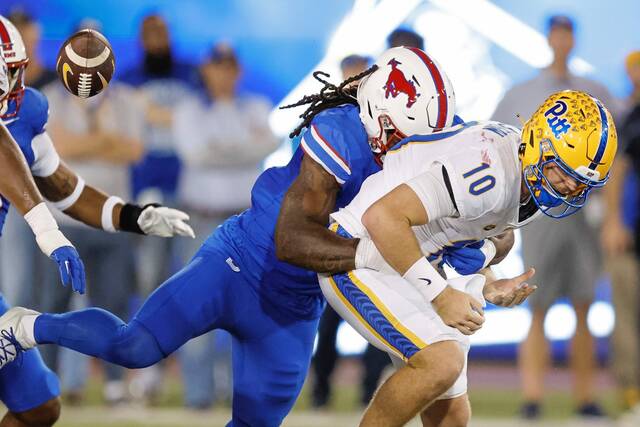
357, 47, 455, 162
0, 15, 28, 117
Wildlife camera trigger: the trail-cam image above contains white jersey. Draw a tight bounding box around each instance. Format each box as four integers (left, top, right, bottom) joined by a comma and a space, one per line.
331, 121, 539, 263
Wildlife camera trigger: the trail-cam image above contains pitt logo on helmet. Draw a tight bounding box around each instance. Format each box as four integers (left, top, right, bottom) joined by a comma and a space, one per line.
544, 100, 571, 139
519, 90, 617, 218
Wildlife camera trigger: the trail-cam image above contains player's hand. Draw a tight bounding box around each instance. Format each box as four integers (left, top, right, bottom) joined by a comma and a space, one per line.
432, 286, 484, 335
483, 267, 536, 308
33, 226, 86, 294
441, 240, 496, 275
50, 245, 86, 294
601, 217, 633, 256
138, 206, 195, 238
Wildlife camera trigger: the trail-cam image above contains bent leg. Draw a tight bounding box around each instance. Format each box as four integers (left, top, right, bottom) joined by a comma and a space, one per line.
362, 342, 464, 427
319, 269, 474, 427
34, 244, 240, 369
420, 394, 471, 427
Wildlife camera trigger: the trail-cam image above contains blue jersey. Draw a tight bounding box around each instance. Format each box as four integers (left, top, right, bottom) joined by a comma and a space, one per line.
0, 87, 52, 234
211, 104, 379, 319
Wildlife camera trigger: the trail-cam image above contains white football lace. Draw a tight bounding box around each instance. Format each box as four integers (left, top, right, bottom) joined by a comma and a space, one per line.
78, 73, 92, 98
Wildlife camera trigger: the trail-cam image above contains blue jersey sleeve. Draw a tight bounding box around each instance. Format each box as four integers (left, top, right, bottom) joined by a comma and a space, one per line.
299, 116, 353, 185
22, 87, 49, 135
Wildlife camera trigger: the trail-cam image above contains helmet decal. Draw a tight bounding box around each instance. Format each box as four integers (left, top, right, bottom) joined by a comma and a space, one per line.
544, 99, 571, 139
357, 46, 456, 162
384, 58, 420, 108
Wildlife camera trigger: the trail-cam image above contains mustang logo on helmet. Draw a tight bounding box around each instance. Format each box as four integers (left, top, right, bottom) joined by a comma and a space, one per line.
384, 58, 420, 108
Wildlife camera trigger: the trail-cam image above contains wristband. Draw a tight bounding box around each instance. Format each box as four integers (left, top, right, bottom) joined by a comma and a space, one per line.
101, 196, 124, 232
24, 202, 71, 256
403, 256, 448, 302
24, 202, 58, 236
119, 202, 161, 234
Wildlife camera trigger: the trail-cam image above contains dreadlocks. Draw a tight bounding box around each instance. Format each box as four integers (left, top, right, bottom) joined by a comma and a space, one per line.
280, 64, 378, 138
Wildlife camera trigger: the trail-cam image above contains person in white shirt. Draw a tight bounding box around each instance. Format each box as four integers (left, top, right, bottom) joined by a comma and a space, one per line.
491, 15, 617, 419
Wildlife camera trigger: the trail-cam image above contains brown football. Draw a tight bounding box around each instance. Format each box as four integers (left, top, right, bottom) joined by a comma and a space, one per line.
56, 29, 115, 98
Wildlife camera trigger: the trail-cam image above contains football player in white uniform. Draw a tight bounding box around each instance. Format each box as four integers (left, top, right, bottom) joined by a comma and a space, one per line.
319, 90, 617, 426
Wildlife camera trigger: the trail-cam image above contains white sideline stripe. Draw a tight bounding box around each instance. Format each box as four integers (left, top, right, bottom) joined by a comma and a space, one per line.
65, 43, 111, 68
310, 125, 351, 175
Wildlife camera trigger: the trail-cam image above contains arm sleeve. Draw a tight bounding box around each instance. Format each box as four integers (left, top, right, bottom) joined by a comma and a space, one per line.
30, 131, 60, 177
405, 164, 458, 221
299, 120, 352, 185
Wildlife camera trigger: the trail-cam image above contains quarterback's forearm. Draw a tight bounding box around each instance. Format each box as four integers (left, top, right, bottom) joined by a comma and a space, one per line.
0, 124, 44, 214
361, 184, 429, 274
362, 202, 423, 274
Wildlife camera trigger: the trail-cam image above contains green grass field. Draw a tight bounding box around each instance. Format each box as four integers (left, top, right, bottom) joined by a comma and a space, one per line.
48, 377, 621, 427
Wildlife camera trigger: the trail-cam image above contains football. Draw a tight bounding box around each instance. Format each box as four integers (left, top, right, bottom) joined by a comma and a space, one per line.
55, 29, 115, 98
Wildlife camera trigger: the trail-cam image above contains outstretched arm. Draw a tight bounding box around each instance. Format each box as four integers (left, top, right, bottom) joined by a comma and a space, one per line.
34, 161, 194, 238
275, 154, 359, 273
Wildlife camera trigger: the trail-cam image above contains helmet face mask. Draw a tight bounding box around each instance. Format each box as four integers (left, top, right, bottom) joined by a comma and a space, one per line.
519, 90, 617, 219
367, 114, 407, 165
357, 47, 455, 163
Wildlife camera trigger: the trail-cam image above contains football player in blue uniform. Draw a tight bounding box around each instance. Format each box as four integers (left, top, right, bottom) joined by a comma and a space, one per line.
0, 47, 515, 426
0, 16, 193, 427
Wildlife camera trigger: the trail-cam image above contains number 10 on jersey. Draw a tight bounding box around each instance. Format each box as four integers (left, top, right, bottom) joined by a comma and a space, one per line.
462, 163, 495, 196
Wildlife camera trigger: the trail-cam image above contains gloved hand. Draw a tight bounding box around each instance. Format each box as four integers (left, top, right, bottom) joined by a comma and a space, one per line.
49, 244, 86, 294
137, 205, 195, 238
25, 203, 86, 294
441, 239, 496, 275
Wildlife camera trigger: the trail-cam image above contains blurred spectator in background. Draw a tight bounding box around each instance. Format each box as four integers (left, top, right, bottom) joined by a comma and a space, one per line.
119, 13, 199, 402
40, 57, 144, 405
0, 10, 57, 311
386, 28, 424, 50
492, 15, 615, 420
602, 50, 640, 418
9, 9, 57, 88
172, 42, 279, 409
310, 53, 391, 409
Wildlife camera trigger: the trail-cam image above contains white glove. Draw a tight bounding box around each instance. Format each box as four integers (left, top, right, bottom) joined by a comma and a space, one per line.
137, 206, 195, 238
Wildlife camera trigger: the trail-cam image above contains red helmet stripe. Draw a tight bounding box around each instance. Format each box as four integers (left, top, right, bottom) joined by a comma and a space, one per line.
406, 47, 447, 130
0, 21, 11, 45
